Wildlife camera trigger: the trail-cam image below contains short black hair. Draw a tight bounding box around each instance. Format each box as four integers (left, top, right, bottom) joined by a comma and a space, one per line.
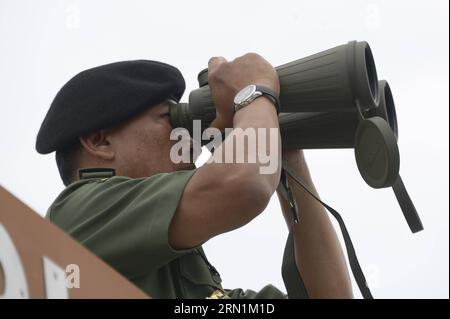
55, 141, 81, 186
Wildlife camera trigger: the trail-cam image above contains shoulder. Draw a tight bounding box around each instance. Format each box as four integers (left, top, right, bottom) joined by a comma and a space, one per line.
46, 169, 197, 226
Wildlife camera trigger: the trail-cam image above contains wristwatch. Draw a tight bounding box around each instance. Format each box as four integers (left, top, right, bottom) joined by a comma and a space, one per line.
233, 84, 280, 113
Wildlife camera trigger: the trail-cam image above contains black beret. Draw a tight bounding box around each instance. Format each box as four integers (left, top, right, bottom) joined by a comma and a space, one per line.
36, 60, 185, 154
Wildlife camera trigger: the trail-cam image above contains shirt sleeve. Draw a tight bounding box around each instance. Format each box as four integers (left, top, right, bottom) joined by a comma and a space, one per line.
225, 284, 288, 299
47, 169, 197, 279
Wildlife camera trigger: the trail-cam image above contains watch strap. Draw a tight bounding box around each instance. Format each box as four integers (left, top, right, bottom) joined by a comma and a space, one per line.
255, 85, 280, 113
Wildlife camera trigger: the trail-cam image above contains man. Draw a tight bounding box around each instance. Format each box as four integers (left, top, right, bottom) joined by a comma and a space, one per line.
36, 54, 352, 298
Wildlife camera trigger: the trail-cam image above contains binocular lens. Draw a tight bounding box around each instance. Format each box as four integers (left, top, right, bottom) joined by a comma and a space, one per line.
383, 82, 398, 140
365, 45, 379, 107
369, 80, 398, 140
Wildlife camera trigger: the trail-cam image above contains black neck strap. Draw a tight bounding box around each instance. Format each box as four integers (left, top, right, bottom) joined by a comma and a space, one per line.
279, 160, 373, 299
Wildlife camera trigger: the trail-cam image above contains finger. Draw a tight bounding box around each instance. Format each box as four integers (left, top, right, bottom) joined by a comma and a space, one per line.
208, 56, 227, 72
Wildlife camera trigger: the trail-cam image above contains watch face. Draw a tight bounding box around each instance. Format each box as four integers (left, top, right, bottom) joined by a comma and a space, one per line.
234, 85, 256, 105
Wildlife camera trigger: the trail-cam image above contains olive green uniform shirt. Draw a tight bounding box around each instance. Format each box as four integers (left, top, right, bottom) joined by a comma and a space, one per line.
46, 169, 286, 299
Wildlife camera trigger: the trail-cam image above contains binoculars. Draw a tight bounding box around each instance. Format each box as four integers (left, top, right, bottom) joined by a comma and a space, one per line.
170, 40, 423, 233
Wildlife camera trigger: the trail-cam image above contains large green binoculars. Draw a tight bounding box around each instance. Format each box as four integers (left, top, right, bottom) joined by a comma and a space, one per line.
170, 40, 423, 233
170, 41, 397, 184
171, 41, 380, 131
170, 41, 398, 149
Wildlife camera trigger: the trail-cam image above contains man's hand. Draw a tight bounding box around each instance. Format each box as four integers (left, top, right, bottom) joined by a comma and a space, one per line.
207, 53, 280, 131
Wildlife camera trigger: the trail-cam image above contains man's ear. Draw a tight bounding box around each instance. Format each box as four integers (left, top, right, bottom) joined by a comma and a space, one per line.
79, 130, 115, 161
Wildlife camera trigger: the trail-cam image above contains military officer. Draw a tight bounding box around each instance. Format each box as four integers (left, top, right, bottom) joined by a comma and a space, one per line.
36, 54, 352, 298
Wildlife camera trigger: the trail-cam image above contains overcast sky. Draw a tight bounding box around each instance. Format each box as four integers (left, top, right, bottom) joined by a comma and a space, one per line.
0, 0, 448, 298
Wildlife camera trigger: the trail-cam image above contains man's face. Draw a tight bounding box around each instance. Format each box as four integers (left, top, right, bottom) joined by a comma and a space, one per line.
106, 100, 196, 178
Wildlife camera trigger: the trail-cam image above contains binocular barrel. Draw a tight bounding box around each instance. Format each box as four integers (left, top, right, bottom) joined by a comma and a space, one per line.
280, 80, 398, 149
276, 40, 379, 112
171, 79, 396, 149
170, 41, 380, 134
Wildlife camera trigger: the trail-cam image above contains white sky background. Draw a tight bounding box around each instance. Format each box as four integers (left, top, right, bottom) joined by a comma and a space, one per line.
0, 0, 448, 298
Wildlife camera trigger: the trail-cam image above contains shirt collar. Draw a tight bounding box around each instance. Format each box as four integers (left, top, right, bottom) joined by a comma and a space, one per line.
78, 168, 116, 180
